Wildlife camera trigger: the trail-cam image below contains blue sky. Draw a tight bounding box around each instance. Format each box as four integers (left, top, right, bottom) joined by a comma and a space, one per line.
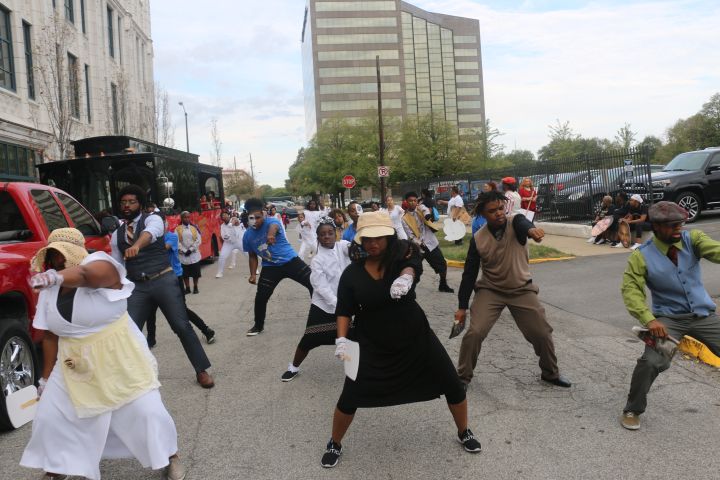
150, 0, 720, 187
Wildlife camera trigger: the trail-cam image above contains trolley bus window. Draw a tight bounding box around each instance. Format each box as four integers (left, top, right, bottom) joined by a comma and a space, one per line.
56, 192, 101, 236
31, 190, 70, 232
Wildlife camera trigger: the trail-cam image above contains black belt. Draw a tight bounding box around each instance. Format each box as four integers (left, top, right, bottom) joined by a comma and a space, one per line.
130, 267, 173, 283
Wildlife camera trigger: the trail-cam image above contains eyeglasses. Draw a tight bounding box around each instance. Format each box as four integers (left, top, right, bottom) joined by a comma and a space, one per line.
119, 199, 139, 206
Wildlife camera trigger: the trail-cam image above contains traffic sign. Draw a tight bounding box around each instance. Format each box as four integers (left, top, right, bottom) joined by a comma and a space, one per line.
377, 166, 390, 177
342, 175, 356, 189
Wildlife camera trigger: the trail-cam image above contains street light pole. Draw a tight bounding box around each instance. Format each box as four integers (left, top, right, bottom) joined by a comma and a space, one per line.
178, 101, 189, 153
376, 55, 387, 206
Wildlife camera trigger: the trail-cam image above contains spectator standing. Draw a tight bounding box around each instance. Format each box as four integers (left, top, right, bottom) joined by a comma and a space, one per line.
501, 177, 522, 215
519, 178, 537, 212
176, 211, 202, 294
384, 195, 407, 240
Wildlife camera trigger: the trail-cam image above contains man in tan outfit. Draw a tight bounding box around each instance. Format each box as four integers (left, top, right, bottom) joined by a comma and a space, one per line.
455, 190, 571, 388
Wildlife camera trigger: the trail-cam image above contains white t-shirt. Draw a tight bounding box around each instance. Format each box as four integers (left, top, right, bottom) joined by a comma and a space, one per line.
447, 195, 464, 209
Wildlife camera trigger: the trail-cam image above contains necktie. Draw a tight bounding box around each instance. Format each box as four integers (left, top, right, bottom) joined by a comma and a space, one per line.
667, 244, 678, 266
126, 223, 135, 244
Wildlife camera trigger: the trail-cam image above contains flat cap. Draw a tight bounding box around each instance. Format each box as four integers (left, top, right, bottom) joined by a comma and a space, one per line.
648, 201, 688, 224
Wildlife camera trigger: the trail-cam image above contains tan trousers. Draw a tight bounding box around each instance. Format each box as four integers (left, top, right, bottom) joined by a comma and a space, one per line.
457, 284, 560, 383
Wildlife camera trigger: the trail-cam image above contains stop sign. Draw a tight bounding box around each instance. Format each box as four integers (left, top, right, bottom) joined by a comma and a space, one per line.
342, 175, 356, 189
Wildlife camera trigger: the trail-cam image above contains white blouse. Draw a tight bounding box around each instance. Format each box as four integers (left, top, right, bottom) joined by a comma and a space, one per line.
310, 240, 351, 314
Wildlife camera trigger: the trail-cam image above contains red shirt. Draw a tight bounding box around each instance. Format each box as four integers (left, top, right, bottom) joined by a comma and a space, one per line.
519, 187, 537, 211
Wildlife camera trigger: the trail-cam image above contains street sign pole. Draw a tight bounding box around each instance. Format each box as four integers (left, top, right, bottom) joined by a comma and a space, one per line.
376, 55, 387, 207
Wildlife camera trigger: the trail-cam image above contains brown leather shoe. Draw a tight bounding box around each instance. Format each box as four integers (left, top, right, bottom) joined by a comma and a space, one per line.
196, 371, 215, 388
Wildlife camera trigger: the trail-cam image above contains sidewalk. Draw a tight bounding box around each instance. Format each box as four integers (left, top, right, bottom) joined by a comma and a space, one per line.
541, 234, 631, 257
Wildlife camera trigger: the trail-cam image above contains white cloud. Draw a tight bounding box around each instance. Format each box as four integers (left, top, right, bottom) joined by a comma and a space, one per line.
151, 0, 720, 186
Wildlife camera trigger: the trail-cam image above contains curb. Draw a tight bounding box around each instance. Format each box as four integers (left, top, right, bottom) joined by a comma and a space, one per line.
445, 256, 576, 268
679, 336, 720, 368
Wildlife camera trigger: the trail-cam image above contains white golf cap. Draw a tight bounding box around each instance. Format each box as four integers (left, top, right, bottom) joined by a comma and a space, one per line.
630, 194, 643, 204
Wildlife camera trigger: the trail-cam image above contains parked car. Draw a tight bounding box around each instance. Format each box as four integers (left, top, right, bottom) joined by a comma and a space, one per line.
0, 182, 111, 430
625, 147, 720, 222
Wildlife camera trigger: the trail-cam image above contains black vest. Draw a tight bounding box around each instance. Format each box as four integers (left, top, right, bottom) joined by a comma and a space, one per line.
117, 213, 169, 280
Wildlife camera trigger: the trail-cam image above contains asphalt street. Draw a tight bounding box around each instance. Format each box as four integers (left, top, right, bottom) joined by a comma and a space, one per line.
2, 224, 719, 480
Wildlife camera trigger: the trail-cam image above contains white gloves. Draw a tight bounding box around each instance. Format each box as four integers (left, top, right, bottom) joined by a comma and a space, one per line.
335, 337, 349, 360
38, 377, 48, 397
390, 274, 414, 299
30, 269, 64, 290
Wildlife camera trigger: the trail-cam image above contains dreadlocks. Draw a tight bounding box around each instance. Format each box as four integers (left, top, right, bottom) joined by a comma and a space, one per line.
473, 190, 508, 217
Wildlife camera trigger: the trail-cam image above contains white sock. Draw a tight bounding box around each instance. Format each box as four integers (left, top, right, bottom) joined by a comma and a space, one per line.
287, 363, 300, 373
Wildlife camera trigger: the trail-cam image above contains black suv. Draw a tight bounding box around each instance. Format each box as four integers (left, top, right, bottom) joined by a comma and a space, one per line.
626, 147, 720, 222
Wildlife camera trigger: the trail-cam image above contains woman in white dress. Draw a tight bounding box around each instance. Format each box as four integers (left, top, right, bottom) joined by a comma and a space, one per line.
296, 212, 317, 262
20, 228, 185, 480
385, 195, 407, 240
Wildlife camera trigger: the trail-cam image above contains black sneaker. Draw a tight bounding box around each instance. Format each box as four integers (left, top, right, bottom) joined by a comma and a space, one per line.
204, 328, 216, 344
281, 369, 299, 382
246, 326, 263, 337
439, 283, 454, 293
192, 286, 199, 294
321, 439, 342, 468
184, 287, 191, 294
147, 337, 156, 349
457, 428, 482, 453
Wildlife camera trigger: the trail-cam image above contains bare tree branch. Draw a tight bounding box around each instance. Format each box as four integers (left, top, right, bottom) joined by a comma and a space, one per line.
210, 118, 222, 167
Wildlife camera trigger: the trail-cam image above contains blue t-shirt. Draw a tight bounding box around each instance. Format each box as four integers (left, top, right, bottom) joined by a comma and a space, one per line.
342, 222, 357, 242
164, 231, 183, 277
242, 217, 297, 267
471, 215, 487, 235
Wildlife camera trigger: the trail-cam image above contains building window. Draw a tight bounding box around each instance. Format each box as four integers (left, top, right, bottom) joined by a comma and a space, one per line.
67, 53, 80, 118
319, 82, 401, 95
457, 87, 480, 96
317, 33, 398, 45
315, 1, 396, 12
84, 64, 91, 123
316, 17, 397, 28
458, 113, 483, 123
107, 6, 114, 57
23, 21, 34, 100
320, 98, 401, 112
455, 61, 479, 70
117, 17, 122, 60
457, 100, 483, 109
79, 0, 86, 33
0, 6, 16, 91
456, 74, 480, 83
453, 35, 477, 44
319, 65, 400, 78
65, 0, 74, 24
454, 48, 477, 57
317, 50, 399, 61
0, 142, 35, 180
111, 82, 119, 133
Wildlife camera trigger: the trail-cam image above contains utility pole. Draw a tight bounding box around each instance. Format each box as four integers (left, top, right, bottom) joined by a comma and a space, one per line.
249, 153, 256, 191
376, 55, 387, 206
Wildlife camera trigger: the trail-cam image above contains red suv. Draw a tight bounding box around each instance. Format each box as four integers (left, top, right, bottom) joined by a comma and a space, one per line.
0, 182, 110, 430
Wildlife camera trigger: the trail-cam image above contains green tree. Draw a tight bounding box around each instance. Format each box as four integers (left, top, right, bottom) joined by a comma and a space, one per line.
614, 122, 637, 149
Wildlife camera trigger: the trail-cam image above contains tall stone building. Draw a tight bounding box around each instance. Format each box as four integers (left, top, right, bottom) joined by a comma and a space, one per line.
302, 0, 485, 140
0, 0, 155, 181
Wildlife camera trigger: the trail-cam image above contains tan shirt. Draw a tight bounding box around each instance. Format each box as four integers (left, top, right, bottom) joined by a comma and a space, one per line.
473, 214, 531, 291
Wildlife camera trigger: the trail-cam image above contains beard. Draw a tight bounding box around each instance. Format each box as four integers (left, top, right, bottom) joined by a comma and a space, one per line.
120, 209, 138, 220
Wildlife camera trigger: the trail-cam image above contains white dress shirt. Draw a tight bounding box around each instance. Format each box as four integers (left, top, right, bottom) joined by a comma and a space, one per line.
447, 195, 464, 209
110, 212, 165, 265
402, 204, 439, 251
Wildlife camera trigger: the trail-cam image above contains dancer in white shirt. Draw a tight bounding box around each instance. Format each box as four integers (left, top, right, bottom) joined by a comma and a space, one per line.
216, 211, 245, 278
281, 216, 351, 382
296, 212, 317, 262
384, 195, 407, 240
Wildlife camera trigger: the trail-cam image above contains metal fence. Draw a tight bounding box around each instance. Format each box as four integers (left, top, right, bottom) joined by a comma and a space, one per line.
391, 146, 655, 223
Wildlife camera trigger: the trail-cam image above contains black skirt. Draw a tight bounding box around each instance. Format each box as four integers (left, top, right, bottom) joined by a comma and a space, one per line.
181, 261, 202, 279
298, 304, 338, 351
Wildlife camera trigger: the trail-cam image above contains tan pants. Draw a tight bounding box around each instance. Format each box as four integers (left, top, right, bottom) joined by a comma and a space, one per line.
457, 284, 559, 383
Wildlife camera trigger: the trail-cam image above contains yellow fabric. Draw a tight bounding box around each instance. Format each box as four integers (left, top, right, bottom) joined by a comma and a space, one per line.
58, 313, 160, 418
176, 224, 198, 243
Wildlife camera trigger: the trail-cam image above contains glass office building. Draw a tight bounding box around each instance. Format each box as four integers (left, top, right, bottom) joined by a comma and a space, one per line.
302, 0, 485, 139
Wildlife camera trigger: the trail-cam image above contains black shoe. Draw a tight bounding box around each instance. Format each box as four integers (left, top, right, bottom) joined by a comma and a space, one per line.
204, 328, 216, 344
457, 428, 482, 453
246, 326, 263, 337
281, 369, 299, 382
321, 439, 342, 468
541, 375, 572, 388
184, 287, 191, 294
439, 283, 454, 293
192, 286, 199, 294
147, 337, 156, 349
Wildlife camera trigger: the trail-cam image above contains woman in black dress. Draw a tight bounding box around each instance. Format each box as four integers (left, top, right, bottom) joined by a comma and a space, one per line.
321, 211, 481, 468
